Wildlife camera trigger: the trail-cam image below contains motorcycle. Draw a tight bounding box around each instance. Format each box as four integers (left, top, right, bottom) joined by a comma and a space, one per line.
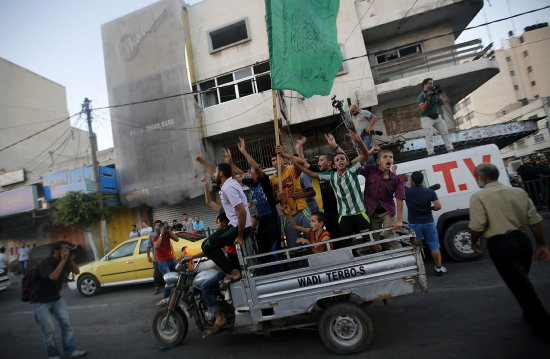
151, 258, 235, 346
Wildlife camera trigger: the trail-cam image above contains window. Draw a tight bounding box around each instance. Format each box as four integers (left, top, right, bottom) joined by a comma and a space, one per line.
519, 36, 524, 43
531, 81, 536, 86
514, 85, 519, 90
464, 98, 471, 106
197, 61, 271, 108
516, 139, 526, 148
139, 239, 149, 254
336, 44, 348, 76
523, 50, 528, 57
467, 112, 474, 120
108, 241, 136, 260
375, 44, 422, 64
454, 103, 461, 112
208, 19, 250, 53
457, 116, 464, 125
506, 56, 512, 62
509, 70, 515, 76
535, 94, 540, 99
534, 134, 544, 144
527, 66, 533, 72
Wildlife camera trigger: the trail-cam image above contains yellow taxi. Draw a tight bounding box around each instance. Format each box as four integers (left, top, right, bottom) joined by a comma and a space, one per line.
70, 231, 206, 296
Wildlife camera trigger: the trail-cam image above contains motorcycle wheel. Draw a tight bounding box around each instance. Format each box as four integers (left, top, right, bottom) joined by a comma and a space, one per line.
152, 307, 188, 346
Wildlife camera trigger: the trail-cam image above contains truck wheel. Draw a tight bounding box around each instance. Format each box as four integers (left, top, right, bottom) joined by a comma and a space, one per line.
152, 307, 188, 346
443, 221, 485, 262
77, 274, 100, 297
319, 301, 373, 354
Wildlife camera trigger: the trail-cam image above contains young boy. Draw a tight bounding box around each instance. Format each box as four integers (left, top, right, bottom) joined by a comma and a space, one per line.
361, 149, 405, 250
290, 131, 380, 249
283, 205, 332, 254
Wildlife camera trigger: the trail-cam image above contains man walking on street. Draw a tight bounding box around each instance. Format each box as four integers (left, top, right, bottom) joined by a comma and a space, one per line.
469, 163, 550, 334
31, 241, 87, 359
405, 171, 447, 275
18, 244, 31, 275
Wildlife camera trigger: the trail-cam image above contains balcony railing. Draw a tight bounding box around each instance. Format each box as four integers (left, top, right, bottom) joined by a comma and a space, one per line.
370, 39, 491, 84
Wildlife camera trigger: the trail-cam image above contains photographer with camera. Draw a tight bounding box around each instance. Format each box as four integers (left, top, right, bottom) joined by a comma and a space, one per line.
154, 221, 180, 301
349, 104, 378, 164
418, 78, 454, 156
30, 241, 87, 359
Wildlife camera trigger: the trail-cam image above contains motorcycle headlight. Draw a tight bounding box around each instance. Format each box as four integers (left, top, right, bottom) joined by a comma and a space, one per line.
163, 272, 179, 287
175, 262, 183, 272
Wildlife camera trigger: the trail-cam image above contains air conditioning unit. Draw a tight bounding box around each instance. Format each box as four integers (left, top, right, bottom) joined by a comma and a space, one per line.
37, 198, 51, 210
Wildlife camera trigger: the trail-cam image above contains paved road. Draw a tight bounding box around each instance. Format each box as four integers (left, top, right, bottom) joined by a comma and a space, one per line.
1, 224, 549, 359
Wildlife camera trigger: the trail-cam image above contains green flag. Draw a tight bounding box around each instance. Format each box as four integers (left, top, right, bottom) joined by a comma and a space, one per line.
265, 0, 343, 98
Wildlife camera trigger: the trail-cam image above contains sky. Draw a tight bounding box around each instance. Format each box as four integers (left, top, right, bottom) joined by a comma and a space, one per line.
0, 0, 549, 150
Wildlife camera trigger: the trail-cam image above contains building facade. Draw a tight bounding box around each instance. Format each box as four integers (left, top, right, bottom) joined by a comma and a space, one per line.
102, 0, 498, 228
453, 24, 550, 164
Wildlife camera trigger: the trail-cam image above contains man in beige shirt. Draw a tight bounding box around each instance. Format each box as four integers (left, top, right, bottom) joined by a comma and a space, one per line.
469, 163, 550, 334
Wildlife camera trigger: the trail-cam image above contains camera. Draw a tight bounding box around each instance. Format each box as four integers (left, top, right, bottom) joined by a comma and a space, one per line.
331, 95, 343, 110
164, 224, 170, 231
68, 245, 80, 254
425, 84, 442, 96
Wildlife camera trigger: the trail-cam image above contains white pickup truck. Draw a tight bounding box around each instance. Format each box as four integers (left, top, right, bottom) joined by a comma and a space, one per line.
394, 144, 510, 261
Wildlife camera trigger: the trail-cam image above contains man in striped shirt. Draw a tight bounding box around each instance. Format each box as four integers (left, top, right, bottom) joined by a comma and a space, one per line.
296, 131, 380, 248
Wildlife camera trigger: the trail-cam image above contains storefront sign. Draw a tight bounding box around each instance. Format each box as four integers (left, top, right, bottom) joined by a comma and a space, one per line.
0, 185, 38, 217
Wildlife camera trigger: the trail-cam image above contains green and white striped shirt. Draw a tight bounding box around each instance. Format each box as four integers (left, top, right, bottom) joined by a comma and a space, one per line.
318, 160, 366, 216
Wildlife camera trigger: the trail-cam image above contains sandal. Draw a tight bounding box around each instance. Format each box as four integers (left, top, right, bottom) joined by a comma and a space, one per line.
219, 274, 240, 290
204, 320, 228, 336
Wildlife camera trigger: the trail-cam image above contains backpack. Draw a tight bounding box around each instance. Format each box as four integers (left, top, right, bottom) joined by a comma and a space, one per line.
21, 268, 34, 302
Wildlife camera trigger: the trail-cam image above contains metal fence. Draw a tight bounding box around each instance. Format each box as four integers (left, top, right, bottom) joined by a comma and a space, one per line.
370, 39, 490, 84
520, 178, 550, 210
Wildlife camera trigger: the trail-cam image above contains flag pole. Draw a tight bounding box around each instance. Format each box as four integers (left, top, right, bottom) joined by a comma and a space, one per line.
272, 89, 283, 193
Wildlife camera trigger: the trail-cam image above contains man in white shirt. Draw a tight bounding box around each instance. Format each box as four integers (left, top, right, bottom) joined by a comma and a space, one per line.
181, 213, 193, 232
140, 221, 153, 236
18, 244, 31, 275
349, 104, 377, 164
0, 247, 8, 274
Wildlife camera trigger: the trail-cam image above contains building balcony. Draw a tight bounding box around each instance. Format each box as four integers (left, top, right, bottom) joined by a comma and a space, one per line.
372, 39, 499, 105
359, 0, 483, 44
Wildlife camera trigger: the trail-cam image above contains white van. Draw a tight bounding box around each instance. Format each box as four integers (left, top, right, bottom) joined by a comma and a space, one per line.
394, 144, 510, 261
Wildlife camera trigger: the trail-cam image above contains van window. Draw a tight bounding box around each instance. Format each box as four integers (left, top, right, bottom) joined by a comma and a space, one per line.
397, 170, 429, 188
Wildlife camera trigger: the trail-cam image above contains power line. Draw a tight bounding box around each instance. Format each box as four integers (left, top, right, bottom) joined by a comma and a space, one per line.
0, 112, 80, 152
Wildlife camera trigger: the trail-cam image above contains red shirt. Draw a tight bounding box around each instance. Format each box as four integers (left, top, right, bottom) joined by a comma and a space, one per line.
154, 233, 174, 262
310, 230, 332, 252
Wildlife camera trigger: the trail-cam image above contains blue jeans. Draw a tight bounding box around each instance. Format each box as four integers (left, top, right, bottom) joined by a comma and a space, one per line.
201, 271, 226, 313
409, 222, 440, 250
19, 260, 28, 275
157, 258, 178, 299
354, 131, 375, 164
32, 298, 76, 358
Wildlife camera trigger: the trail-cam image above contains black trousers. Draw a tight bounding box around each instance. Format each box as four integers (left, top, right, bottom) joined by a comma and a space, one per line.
153, 261, 164, 288
201, 225, 252, 274
256, 214, 280, 254
487, 231, 549, 326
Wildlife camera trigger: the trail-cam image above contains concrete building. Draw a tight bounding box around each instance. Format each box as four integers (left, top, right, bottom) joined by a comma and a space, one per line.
453, 24, 550, 164
0, 57, 122, 264
102, 0, 498, 226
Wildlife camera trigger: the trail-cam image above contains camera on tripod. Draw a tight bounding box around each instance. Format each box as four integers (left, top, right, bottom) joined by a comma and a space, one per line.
425, 84, 442, 97
331, 95, 343, 110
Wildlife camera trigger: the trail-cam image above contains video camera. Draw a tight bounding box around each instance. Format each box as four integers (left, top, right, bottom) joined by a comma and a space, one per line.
331, 95, 344, 110
425, 84, 442, 97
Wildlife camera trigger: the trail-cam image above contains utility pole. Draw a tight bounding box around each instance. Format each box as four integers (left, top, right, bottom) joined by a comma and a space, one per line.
82, 98, 109, 254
